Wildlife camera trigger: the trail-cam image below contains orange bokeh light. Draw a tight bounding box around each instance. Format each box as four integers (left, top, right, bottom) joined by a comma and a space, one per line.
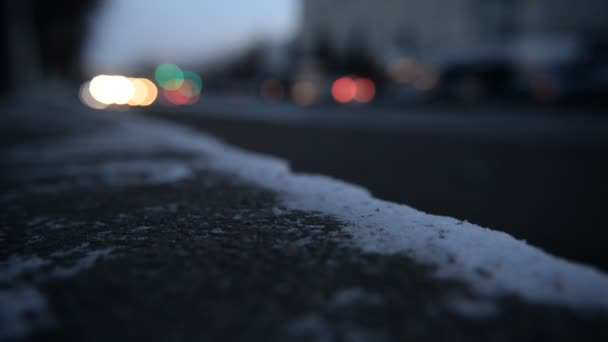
331, 77, 357, 103
128, 78, 148, 106
139, 78, 158, 106
292, 80, 317, 106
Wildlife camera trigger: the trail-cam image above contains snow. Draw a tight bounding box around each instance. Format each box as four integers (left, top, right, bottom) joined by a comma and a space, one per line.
10, 159, 193, 187
447, 297, 499, 318
96, 160, 193, 185
0, 248, 113, 339
293, 237, 313, 247
49, 242, 91, 258
330, 287, 384, 308
272, 207, 285, 216
49, 249, 113, 279
286, 312, 387, 341
285, 314, 332, 341
0, 256, 49, 283
130, 226, 152, 234
0, 286, 53, 340
1, 249, 114, 283
8, 115, 608, 311
154, 118, 608, 311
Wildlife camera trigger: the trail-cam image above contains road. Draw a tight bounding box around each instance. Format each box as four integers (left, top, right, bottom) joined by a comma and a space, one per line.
149, 95, 608, 270
2, 92, 608, 340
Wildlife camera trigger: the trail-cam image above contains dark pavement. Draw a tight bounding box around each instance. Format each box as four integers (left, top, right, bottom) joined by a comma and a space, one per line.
2, 95, 608, 341
148, 97, 608, 271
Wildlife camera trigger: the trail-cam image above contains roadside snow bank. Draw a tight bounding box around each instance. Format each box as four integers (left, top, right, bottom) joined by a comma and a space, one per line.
166, 118, 608, 311
10, 115, 608, 311
0, 286, 53, 339
195, 127, 608, 310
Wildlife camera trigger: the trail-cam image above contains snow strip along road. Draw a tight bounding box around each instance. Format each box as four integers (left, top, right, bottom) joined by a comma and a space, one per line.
8, 112, 608, 312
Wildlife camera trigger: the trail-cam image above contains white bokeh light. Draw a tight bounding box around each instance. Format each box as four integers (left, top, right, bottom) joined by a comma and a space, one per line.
88, 75, 136, 105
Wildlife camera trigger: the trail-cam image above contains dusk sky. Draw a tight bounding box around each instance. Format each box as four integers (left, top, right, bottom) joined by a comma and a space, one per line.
84, 0, 299, 74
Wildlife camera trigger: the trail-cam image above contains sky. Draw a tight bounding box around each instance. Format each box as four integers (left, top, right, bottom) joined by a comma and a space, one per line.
84, 0, 299, 74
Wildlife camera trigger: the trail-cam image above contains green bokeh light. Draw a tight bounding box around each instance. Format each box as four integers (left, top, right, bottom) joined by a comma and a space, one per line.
155, 64, 184, 90
183, 71, 203, 94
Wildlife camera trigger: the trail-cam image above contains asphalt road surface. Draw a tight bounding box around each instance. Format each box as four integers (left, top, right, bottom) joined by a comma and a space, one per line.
149, 96, 608, 271
2, 93, 608, 341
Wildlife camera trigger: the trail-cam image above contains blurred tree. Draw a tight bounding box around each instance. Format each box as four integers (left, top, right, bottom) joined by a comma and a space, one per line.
1, 0, 41, 94
32, 0, 101, 80
0, 0, 101, 94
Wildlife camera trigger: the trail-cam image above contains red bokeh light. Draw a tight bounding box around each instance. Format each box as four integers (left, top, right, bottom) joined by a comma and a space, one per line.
163, 80, 199, 105
331, 77, 357, 103
163, 89, 189, 105
354, 78, 376, 103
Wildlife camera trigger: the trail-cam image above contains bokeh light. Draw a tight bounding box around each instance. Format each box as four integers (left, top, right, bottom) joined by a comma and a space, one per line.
111, 76, 136, 104
155, 64, 185, 91
127, 78, 158, 106
183, 71, 203, 94
89, 75, 116, 105
79, 81, 107, 109
354, 78, 376, 103
159, 69, 203, 106
81, 75, 157, 109
332, 77, 357, 104
163, 79, 200, 105
386, 58, 417, 84
163, 89, 190, 105
89, 75, 135, 105
413, 65, 440, 91
128, 78, 148, 106
291, 80, 317, 106
138, 78, 158, 106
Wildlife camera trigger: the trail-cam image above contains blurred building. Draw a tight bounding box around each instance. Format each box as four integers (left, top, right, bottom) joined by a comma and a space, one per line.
299, 0, 608, 64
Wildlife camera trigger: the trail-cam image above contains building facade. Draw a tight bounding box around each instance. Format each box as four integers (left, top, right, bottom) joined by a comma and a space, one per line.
298, 0, 608, 62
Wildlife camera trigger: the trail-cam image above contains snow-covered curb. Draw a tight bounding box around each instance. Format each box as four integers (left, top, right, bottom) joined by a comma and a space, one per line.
9, 114, 608, 311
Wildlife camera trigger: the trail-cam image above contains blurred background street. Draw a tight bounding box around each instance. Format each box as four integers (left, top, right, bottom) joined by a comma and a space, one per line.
1, 0, 608, 264
8, 0, 606, 268
2, 0, 608, 339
